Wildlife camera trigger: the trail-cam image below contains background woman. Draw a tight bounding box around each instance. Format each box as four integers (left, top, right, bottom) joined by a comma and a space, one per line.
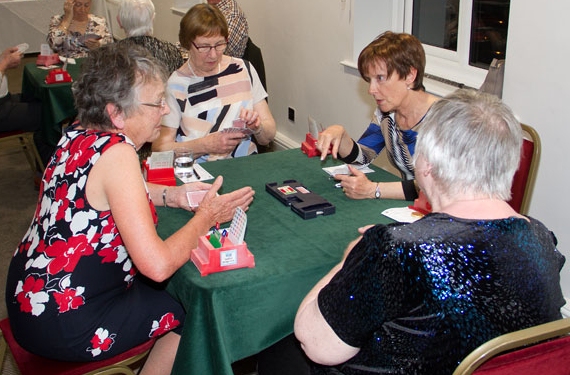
152, 3, 276, 162
5, 43, 254, 375
47, 0, 113, 58
317, 31, 438, 201
117, 0, 183, 75
290, 89, 565, 374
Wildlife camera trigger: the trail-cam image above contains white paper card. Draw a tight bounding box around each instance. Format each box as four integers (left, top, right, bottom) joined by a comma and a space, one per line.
322, 163, 374, 176
149, 151, 174, 169
381, 207, 424, 223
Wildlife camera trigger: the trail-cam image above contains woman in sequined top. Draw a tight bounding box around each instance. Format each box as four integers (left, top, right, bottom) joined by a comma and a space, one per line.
47, 0, 113, 58
285, 89, 566, 375
317, 31, 439, 202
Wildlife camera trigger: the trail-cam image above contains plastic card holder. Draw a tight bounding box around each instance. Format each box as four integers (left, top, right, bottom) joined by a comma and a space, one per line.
265, 180, 335, 219
142, 160, 176, 186
191, 235, 254, 276
45, 68, 72, 84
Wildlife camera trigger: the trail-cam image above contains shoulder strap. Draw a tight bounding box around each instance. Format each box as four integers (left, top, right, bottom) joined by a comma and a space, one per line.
243, 59, 253, 84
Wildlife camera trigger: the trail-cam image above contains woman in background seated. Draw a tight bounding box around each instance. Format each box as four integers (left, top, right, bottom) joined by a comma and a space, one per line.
152, 3, 276, 162
117, 0, 183, 75
317, 31, 439, 202
48, 0, 113, 58
260, 89, 566, 375
5, 43, 254, 375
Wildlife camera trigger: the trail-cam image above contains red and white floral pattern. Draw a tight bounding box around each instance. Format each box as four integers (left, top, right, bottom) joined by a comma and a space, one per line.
7, 128, 182, 358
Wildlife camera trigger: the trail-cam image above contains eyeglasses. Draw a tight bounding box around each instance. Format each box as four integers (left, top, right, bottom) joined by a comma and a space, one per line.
140, 97, 166, 109
191, 41, 227, 54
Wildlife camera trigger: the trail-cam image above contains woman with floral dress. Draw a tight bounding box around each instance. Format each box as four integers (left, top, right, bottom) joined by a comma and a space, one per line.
47, 0, 113, 58
5, 43, 254, 375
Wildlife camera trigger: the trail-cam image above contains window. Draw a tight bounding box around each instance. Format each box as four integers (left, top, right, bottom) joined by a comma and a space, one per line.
404, 0, 510, 89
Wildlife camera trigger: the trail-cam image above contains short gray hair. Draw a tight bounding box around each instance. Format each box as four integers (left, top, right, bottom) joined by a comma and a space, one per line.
414, 89, 523, 200
72, 43, 167, 130
118, 0, 155, 37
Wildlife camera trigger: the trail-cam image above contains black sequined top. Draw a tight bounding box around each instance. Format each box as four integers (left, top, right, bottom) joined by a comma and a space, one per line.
316, 213, 566, 375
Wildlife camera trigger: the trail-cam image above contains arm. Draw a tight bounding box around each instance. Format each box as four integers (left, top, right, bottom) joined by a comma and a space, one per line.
47, 14, 71, 53
294, 236, 363, 364
317, 125, 356, 161
296, 225, 403, 365
152, 125, 247, 157
240, 99, 276, 146
0, 47, 21, 73
89, 143, 254, 282
47, 0, 73, 52
335, 165, 409, 200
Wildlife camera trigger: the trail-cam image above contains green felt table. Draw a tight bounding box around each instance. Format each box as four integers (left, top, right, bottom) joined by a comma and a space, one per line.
157, 148, 409, 375
21, 60, 84, 147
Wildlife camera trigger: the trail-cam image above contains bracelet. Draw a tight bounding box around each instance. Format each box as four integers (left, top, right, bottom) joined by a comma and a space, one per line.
162, 187, 168, 207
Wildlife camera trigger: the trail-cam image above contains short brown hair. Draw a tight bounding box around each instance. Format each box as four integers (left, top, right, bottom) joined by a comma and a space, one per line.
358, 31, 426, 91
179, 4, 229, 50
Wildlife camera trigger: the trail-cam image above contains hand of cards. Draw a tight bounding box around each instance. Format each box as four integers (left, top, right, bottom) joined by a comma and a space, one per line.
16, 43, 29, 54
221, 119, 254, 136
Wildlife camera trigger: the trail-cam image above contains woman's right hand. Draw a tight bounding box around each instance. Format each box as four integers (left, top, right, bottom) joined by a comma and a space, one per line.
317, 125, 348, 160
195, 176, 255, 224
63, 0, 74, 21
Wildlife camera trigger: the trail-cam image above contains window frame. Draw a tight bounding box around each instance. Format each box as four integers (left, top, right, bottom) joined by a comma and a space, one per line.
403, 0, 489, 90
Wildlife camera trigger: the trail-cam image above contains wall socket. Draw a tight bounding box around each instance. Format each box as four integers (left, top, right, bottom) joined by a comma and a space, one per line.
288, 107, 295, 122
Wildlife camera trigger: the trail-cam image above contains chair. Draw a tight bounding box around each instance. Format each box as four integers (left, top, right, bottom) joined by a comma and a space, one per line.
0, 130, 44, 172
0, 318, 155, 375
507, 123, 540, 215
453, 317, 570, 375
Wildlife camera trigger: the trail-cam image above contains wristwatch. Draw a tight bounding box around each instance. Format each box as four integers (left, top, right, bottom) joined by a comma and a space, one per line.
374, 183, 381, 199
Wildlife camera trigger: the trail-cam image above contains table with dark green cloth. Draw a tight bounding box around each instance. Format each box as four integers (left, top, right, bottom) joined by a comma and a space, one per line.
21, 60, 84, 147
157, 148, 410, 375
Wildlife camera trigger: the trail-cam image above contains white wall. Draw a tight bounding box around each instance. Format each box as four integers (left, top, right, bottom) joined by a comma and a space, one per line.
157, 0, 570, 301
502, 2, 570, 303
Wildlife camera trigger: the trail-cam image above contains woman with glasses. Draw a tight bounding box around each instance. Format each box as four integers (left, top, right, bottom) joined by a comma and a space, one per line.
5, 43, 255, 375
47, 0, 113, 58
152, 3, 276, 162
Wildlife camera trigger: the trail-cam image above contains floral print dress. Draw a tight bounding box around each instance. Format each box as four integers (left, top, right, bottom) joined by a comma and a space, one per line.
47, 14, 113, 58
5, 126, 185, 361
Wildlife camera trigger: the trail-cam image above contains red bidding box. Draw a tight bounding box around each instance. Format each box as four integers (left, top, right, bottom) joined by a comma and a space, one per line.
142, 161, 177, 186
301, 133, 332, 158
191, 236, 255, 276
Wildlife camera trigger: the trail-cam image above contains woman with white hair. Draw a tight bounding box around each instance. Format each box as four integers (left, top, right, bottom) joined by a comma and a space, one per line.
117, 0, 183, 74
259, 89, 566, 375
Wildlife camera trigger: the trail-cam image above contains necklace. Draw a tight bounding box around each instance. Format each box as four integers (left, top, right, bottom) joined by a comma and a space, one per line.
187, 59, 221, 77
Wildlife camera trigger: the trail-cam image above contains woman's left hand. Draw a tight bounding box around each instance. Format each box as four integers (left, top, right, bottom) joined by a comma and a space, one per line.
334, 165, 375, 200
84, 38, 101, 50
239, 108, 262, 134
